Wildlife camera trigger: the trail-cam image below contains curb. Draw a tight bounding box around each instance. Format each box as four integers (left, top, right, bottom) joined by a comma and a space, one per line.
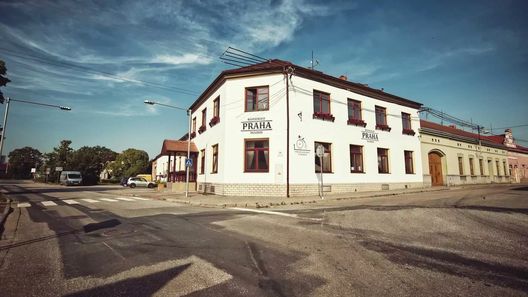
142, 187, 450, 209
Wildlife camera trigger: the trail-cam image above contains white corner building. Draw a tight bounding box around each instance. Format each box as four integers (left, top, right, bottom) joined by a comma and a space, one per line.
188, 60, 424, 196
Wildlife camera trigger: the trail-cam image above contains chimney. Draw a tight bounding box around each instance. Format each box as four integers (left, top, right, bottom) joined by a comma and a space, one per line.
448, 124, 456, 129
339, 75, 348, 81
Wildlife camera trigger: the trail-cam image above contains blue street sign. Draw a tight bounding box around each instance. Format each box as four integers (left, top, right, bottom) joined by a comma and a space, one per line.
185, 158, 193, 167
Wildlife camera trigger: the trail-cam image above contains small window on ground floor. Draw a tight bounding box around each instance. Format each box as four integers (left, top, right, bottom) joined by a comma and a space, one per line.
350, 145, 363, 173
404, 150, 414, 174
378, 148, 389, 173
245, 139, 269, 172
315, 142, 332, 173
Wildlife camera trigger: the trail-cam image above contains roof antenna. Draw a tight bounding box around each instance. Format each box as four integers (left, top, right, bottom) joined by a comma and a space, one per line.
310, 50, 319, 70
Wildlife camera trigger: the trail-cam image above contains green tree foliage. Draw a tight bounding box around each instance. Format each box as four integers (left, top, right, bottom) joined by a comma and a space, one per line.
69, 146, 117, 185
41, 140, 74, 181
0, 60, 11, 104
8, 147, 42, 179
109, 149, 149, 178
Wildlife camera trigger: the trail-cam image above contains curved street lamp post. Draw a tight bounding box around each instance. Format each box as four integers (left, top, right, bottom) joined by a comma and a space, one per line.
0, 97, 72, 173
144, 99, 192, 198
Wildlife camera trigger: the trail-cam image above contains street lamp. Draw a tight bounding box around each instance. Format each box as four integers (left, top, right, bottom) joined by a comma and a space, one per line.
0, 97, 72, 172
144, 99, 192, 198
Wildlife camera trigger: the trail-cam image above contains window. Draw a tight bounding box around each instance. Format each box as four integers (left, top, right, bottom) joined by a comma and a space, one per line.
314, 142, 332, 173
347, 99, 365, 126
469, 157, 475, 175
213, 97, 220, 118
503, 161, 508, 176
350, 145, 363, 173
246, 86, 269, 112
192, 117, 196, 133
200, 149, 205, 174
375, 106, 390, 131
402, 112, 414, 135
377, 148, 389, 173
210, 97, 220, 127
201, 108, 207, 126
245, 139, 269, 172
313, 90, 334, 121
212, 144, 218, 174
402, 113, 412, 130
404, 151, 414, 174
496, 160, 500, 176
479, 159, 484, 175
458, 157, 464, 175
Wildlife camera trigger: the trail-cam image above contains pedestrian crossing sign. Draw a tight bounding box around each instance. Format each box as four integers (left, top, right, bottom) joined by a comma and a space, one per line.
185, 158, 193, 167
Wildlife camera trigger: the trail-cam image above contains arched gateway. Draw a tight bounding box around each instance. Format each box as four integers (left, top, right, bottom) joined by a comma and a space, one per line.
428, 151, 444, 186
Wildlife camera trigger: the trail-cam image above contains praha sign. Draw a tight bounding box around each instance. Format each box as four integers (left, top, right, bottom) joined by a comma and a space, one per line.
241, 117, 272, 134
361, 129, 379, 142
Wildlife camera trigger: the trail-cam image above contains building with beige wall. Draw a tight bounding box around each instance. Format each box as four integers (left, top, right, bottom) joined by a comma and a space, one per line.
420, 120, 510, 186
487, 129, 528, 183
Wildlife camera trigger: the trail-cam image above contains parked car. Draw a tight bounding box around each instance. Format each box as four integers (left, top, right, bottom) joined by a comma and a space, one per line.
59, 171, 83, 186
127, 177, 156, 188
120, 176, 130, 187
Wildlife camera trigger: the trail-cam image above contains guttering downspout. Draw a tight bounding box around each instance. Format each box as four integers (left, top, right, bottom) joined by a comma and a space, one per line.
284, 66, 294, 198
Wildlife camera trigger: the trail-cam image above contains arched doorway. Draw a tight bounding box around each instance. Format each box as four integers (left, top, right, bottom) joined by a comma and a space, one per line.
428, 151, 444, 186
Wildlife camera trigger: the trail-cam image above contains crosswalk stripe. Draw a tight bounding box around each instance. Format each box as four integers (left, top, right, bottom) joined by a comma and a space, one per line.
130, 197, 149, 201
81, 199, 100, 203
100, 198, 118, 202
116, 197, 135, 201
64, 200, 80, 205
41, 201, 57, 207
17, 202, 31, 208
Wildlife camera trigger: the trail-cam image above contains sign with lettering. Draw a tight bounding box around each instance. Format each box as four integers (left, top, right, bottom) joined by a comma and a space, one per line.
361, 129, 379, 142
241, 117, 272, 134
294, 136, 310, 156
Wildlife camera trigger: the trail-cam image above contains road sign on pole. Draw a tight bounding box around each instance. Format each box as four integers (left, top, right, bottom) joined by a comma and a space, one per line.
185, 158, 193, 167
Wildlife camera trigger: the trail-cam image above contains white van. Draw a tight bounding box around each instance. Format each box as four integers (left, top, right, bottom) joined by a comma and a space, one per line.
60, 171, 83, 186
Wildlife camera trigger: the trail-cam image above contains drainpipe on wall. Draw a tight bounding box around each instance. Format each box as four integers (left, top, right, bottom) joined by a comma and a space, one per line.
284, 66, 295, 198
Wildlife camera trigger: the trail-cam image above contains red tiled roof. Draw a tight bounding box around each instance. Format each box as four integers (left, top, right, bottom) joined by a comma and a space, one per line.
190, 59, 422, 112
161, 139, 198, 155
420, 120, 486, 141
420, 120, 528, 154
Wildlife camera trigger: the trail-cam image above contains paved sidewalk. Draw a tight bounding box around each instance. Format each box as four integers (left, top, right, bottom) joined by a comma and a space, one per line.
125, 186, 450, 209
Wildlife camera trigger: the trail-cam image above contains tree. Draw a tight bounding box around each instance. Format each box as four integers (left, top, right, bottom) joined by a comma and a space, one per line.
0, 60, 10, 104
108, 149, 149, 178
8, 147, 42, 179
70, 146, 117, 185
41, 140, 74, 182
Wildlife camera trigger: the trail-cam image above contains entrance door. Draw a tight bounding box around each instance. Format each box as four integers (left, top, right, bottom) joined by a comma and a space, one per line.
428, 152, 443, 186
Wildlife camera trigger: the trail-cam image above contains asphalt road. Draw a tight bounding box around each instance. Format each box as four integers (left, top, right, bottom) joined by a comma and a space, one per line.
0, 181, 527, 296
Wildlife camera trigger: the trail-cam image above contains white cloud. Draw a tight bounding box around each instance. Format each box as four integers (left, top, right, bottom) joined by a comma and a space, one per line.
153, 54, 212, 65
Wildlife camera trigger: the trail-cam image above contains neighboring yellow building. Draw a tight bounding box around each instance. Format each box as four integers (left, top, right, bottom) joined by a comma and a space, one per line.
420, 120, 510, 187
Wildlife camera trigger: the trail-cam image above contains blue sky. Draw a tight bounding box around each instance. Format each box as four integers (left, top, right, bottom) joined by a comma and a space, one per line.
1, 0, 527, 159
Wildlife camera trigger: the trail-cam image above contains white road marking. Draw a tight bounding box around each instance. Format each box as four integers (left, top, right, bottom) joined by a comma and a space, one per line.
100, 198, 118, 202
17, 202, 31, 208
230, 207, 323, 221
115, 197, 135, 201
130, 197, 149, 201
81, 199, 100, 203
63, 200, 80, 205
41, 201, 57, 207
230, 207, 299, 218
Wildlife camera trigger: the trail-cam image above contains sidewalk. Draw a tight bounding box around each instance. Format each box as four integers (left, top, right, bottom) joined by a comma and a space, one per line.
126, 186, 450, 209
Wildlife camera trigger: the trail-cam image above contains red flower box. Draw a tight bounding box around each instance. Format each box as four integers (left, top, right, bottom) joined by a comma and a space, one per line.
402, 128, 415, 136
376, 124, 391, 132
209, 116, 220, 127
198, 125, 206, 134
313, 112, 335, 122
347, 118, 367, 127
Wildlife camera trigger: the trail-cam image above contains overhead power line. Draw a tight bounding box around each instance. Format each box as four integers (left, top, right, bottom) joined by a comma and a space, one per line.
0, 47, 199, 96
492, 124, 528, 130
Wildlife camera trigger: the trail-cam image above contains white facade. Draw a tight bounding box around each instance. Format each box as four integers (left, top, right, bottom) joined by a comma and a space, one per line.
190, 64, 424, 196
152, 155, 186, 181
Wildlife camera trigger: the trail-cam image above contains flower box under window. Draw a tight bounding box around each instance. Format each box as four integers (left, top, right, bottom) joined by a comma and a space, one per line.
347, 118, 367, 127
190, 132, 196, 139
313, 112, 335, 122
402, 128, 415, 136
198, 125, 206, 134
376, 124, 391, 132
209, 116, 220, 127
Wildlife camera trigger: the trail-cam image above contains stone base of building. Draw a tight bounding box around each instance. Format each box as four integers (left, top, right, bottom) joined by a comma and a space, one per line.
196, 182, 425, 197
423, 174, 511, 187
